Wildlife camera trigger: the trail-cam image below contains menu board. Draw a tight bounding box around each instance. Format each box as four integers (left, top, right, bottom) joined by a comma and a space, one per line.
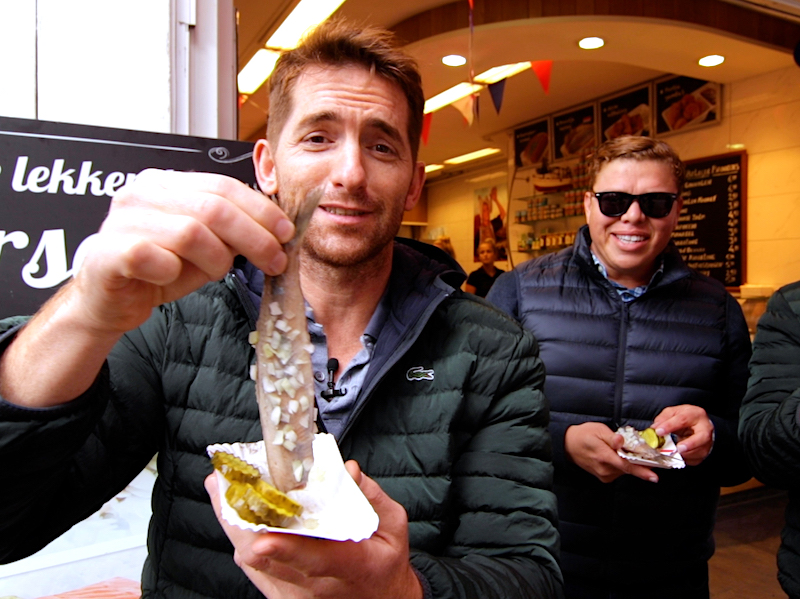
655, 75, 721, 135
514, 118, 550, 168
553, 103, 596, 161
599, 85, 652, 142
674, 151, 746, 288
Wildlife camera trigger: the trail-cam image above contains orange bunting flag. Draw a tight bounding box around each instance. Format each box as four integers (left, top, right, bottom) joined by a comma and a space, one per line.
422, 112, 433, 145
531, 60, 553, 94
451, 94, 475, 126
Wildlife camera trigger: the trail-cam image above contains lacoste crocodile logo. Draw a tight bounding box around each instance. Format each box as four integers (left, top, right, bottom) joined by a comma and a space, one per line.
406, 366, 434, 381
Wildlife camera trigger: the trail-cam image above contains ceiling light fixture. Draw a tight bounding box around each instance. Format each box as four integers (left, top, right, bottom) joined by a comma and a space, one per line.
474, 62, 532, 84
238, 49, 281, 94
443, 148, 501, 165
424, 82, 483, 114
268, 0, 347, 49
237, 0, 346, 94
578, 37, 605, 50
699, 54, 725, 67
442, 54, 466, 67
425, 164, 444, 173
423, 62, 533, 114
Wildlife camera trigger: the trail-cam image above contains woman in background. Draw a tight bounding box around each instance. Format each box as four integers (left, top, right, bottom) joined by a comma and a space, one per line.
466, 238, 504, 298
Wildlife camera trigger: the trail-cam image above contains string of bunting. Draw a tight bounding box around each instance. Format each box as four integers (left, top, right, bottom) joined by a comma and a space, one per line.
422, 0, 553, 144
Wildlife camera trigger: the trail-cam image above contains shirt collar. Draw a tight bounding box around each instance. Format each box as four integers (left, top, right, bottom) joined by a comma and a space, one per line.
591, 252, 665, 302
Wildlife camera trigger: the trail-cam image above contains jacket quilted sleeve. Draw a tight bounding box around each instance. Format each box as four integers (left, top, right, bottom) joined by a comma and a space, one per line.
739, 281, 800, 486
0, 316, 162, 564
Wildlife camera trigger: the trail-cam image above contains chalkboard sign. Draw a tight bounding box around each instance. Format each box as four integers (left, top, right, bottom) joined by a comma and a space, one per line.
675, 151, 746, 289
0, 116, 257, 319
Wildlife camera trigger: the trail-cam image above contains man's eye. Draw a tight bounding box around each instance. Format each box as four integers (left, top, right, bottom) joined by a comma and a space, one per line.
308, 135, 327, 143
374, 144, 393, 154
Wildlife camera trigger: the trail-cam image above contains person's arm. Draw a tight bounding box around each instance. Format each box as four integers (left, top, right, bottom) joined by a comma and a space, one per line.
0, 169, 293, 408
739, 285, 800, 487
650, 293, 752, 484
0, 306, 169, 563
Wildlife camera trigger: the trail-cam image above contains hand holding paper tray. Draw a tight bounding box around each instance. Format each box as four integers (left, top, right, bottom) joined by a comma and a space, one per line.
207, 433, 379, 541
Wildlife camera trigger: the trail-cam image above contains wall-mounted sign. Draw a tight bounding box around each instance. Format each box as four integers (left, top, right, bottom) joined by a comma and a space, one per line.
0, 116, 257, 319
514, 118, 551, 168
553, 103, 596, 161
655, 75, 721, 135
599, 85, 652, 142
676, 151, 746, 289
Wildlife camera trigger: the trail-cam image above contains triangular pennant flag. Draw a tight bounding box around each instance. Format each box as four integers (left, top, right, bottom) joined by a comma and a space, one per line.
531, 60, 553, 94
488, 79, 506, 115
421, 112, 433, 145
451, 94, 475, 126
468, 0, 473, 10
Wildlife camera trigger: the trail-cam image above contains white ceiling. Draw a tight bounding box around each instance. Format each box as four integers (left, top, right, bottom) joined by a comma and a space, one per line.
234, 0, 797, 174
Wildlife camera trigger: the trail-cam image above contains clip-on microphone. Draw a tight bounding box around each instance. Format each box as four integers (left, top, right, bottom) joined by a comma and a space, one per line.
320, 357, 347, 400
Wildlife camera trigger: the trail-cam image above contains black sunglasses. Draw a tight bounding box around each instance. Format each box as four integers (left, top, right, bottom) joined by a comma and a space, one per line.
594, 191, 678, 219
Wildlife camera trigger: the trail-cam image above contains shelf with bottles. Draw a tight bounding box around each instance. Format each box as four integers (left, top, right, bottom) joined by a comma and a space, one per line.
517, 230, 578, 254
513, 187, 588, 224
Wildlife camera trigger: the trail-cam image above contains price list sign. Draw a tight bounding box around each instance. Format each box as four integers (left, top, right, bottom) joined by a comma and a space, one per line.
675, 151, 747, 289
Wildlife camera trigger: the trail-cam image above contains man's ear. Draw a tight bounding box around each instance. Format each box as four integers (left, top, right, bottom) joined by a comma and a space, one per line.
583, 189, 594, 218
404, 161, 426, 211
253, 139, 278, 195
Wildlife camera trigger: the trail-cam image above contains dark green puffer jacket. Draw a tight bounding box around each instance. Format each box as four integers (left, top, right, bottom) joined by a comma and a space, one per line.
739, 280, 800, 599
0, 239, 562, 599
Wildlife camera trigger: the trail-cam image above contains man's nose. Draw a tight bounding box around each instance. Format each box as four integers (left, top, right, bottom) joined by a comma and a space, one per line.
331, 139, 367, 192
620, 198, 646, 222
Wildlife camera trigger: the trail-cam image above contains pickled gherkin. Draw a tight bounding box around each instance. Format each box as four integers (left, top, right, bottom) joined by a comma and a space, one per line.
641, 427, 666, 449
211, 451, 303, 527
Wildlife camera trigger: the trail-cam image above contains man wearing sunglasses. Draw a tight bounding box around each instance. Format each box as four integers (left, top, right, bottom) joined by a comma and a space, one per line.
488, 135, 752, 598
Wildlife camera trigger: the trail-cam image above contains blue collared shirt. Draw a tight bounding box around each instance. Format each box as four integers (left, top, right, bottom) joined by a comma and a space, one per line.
307, 291, 390, 439
591, 252, 664, 302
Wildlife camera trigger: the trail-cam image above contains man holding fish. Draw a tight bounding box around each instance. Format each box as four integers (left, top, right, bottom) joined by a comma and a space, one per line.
0, 18, 562, 599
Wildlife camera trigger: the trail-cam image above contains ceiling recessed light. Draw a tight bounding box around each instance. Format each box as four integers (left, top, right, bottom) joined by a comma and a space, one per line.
443, 148, 501, 165
442, 54, 466, 67
578, 37, 604, 50
699, 54, 725, 67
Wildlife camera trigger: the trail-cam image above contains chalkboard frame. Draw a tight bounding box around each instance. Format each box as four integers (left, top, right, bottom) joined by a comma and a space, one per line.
680, 150, 747, 291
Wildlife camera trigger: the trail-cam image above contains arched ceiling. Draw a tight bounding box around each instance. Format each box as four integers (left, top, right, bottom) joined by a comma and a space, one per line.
235, 0, 800, 173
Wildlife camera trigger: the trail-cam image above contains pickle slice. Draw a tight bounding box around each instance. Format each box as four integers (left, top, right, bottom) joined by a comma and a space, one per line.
225, 480, 303, 527
211, 452, 262, 484
211, 451, 303, 527
641, 427, 665, 449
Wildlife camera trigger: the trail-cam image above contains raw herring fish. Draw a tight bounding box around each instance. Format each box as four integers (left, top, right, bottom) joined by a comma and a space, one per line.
251, 189, 321, 492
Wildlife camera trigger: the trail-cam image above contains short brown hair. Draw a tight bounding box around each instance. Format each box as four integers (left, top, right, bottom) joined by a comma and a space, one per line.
267, 18, 424, 161
588, 136, 685, 196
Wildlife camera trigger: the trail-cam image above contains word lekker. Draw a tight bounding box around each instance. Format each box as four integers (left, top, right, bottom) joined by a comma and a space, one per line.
0, 229, 96, 289
10, 156, 138, 196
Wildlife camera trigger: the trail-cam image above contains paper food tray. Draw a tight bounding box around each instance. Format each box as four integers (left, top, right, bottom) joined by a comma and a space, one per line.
207, 433, 379, 541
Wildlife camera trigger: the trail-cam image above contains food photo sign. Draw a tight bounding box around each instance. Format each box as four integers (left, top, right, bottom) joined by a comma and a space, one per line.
514, 118, 551, 168
599, 85, 652, 142
655, 75, 721, 135
553, 103, 597, 161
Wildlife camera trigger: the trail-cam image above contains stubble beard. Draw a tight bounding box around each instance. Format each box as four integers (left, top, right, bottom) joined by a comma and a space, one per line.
301, 199, 405, 270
